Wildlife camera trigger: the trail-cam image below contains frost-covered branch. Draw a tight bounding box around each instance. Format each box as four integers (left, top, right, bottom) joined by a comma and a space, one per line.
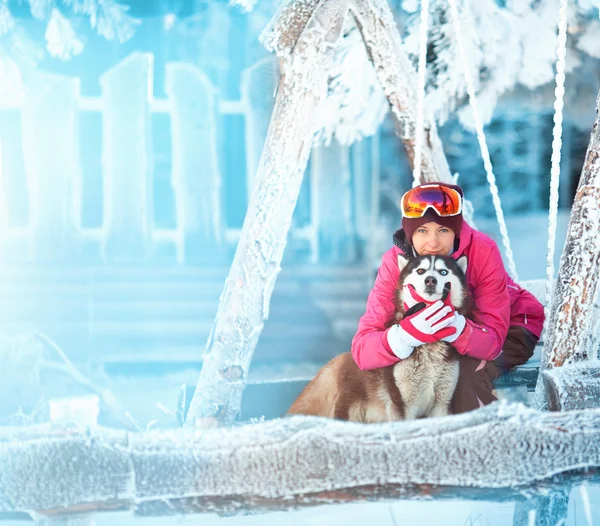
0, 0, 138, 63
3, 403, 600, 517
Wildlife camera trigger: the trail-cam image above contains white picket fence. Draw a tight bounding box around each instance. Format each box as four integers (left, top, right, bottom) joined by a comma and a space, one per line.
0, 52, 381, 265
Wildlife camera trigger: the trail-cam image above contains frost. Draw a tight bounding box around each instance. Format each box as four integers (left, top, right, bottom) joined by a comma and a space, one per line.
577, 19, 600, 58
542, 361, 600, 411
399, 0, 598, 130
312, 23, 388, 146
3, 402, 600, 515
45, 8, 84, 60
539, 91, 600, 371
1, 0, 139, 66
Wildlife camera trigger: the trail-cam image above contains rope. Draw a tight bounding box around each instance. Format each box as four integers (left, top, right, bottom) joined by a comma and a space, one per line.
447, 0, 519, 281
413, 0, 430, 187
544, 0, 568, 324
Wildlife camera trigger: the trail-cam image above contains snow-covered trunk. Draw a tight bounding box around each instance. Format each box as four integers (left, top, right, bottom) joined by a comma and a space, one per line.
537, 91, 600, 410
349, 0, 452, 186
543, 91, 600, 368
184, 0, 351, 428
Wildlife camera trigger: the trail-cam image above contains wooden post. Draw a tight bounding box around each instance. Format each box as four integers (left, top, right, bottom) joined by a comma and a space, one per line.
539, 90, 600, 410
184, 0, 352, 428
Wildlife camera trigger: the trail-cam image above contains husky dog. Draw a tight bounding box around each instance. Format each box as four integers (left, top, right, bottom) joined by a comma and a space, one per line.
287, 255, 470, 422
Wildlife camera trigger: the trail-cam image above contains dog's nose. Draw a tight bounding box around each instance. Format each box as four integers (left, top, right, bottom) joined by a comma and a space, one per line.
425, 276, 437, 287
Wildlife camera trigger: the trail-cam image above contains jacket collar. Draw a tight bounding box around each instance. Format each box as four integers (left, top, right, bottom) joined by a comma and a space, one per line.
393, 221, 473, 259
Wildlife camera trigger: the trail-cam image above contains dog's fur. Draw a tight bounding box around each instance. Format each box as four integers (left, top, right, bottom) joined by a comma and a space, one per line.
287, 255, 471, 422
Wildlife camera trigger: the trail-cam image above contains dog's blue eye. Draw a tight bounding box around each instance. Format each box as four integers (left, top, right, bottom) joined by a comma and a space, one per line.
439, 270, 448, 276
417, 269, 425, 275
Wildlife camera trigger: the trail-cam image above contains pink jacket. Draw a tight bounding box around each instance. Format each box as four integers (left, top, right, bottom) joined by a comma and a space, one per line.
351, 222, 545, 370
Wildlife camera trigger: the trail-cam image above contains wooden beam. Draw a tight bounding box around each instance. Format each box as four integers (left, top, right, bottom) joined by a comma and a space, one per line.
542, 362, 600, 411
3, 404, 600, 518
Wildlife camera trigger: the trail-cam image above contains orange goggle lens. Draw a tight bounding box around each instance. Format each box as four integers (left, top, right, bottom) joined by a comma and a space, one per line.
401, 185, 462, 218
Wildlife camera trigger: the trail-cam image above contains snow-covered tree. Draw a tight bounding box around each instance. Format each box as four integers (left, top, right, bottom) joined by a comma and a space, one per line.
400, 0, 600, 131
0, 0, 139, 62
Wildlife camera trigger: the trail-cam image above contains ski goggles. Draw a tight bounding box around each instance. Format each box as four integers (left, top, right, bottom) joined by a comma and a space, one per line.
400, 184, 463, 219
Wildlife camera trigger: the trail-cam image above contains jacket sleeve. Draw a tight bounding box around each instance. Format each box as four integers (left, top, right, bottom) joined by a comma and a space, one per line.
351, 251, 403, 370
451, 244, 511, 361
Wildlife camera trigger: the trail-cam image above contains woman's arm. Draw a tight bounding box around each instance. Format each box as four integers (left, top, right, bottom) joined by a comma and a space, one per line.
451, 245, 511, 361
351, 250, 403, 370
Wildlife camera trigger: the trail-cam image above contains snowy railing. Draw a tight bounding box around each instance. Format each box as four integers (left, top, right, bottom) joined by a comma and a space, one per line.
0, 52, 380, 265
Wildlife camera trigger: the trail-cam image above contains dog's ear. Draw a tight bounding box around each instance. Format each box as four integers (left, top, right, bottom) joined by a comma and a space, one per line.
397, 253, 410, 272
456, 255, 468, 275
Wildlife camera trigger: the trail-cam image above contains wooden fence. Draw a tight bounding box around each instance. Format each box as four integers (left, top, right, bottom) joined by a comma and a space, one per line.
0, 52, 381, 266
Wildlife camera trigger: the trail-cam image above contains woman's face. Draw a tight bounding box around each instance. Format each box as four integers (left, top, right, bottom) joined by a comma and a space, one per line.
412, 222, 456, 256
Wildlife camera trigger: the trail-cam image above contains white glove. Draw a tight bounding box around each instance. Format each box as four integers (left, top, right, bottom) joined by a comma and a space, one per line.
387, 301, 455, 359
440, 312, 467, 343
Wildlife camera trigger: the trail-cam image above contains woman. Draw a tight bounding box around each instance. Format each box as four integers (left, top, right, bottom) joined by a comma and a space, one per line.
351, 181, 544, 413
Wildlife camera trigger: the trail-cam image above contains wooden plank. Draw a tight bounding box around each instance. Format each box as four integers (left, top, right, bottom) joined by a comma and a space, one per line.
165, 63, 225, 264
99, 53, 154, 262
20, 73, 81, 261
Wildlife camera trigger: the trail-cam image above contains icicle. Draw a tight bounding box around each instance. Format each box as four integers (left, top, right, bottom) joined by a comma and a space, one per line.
413, 0, 430, 187
447, 0, 518, 281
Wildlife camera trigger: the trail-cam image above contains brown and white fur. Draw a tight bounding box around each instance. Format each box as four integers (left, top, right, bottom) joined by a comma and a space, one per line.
287, 254, 471, 422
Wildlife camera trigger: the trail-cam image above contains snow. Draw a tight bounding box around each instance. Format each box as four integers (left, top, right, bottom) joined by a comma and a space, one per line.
311, 23, 389, 146
577, 19, 600, 58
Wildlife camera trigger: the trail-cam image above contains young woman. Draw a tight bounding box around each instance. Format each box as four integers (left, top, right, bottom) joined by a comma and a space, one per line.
351, 182, 544, 413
